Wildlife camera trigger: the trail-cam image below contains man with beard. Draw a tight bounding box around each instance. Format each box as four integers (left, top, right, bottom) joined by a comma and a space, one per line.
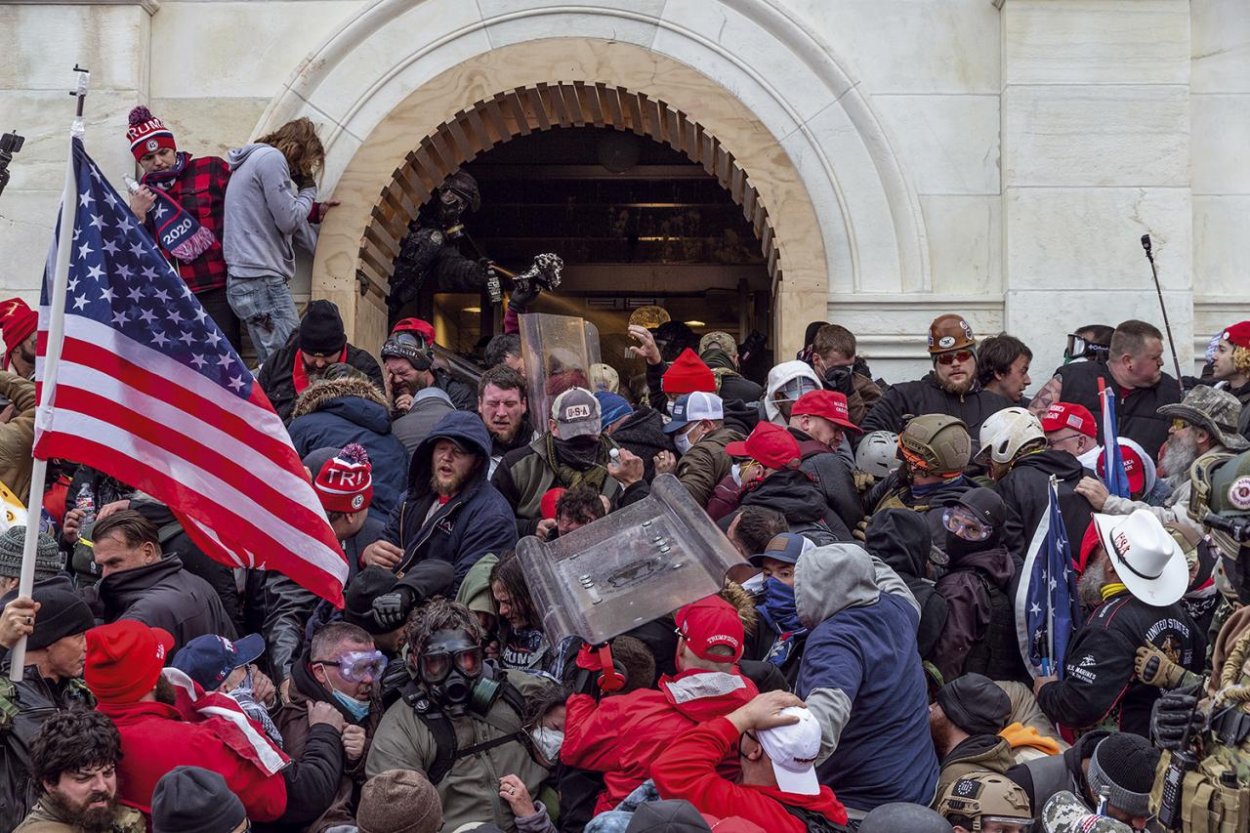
476, 365, 531, 477
1028, 320, 1181, 459
866, 414, 976, 542
17, 709, 144, 833
1075, 386, 1248, 540
1210, 320, 1250, 436
380, 318, 475, 413
862, 314, 1012, 438
361, 410, 516, 587
1, 587, 96, 831
1033, 510, 1203, 737
257, 300, 385, 423
492, 387, 642, 537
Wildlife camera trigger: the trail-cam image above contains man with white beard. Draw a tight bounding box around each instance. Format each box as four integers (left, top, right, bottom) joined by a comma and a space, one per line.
1075, 386, 1249, 540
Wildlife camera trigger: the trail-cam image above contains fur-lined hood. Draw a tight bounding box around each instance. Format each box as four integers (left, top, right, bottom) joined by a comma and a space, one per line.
291, 376, 389, 420
719, 580, 759, 634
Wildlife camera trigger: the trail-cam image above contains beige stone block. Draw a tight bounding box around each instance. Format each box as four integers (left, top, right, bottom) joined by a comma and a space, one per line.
1005, 187, 1191, 292
921, 196, 1002, 296
1191, 94, 1250, 195
1194, 195, 1250, 296
481, 0, 665, 50
149, 1, 366, 99
1192, 0, 1250, 94
1002, 85, 1189, 187
787, 0, 1000, 93
0, 5, 149, 92
874, 95, 1000, 195
147, 97, 270, 158
0, 190, 59, 295
1003, 0, 1189, 85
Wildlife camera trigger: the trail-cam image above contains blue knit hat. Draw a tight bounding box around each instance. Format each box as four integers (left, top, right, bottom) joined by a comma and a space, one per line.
595, 391, 632, 428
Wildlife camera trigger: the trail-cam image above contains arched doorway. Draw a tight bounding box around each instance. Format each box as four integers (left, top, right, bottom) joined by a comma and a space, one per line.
362, 83, 779, 374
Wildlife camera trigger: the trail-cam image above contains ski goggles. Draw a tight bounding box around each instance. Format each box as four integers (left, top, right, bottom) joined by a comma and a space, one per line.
942, 506, 992, 542
418, 647, 483, 683
1064, 334, 1109, 363
313, 650, 388, 683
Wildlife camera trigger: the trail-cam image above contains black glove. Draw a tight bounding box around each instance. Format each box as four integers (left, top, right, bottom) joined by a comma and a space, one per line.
1150, 683, 1205, 750
292, 171, 316, 190
371, 587, 414, 630
508, 278, 540, 312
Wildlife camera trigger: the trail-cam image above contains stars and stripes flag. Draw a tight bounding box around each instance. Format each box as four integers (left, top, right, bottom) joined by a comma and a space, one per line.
34, 138, 348, 605
1098, 377, 1132, 499
1015, 476, 1081, 677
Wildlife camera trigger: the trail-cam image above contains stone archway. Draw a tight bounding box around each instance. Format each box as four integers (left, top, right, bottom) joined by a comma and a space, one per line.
361, 82, 782, 302
254, 0, 930, 355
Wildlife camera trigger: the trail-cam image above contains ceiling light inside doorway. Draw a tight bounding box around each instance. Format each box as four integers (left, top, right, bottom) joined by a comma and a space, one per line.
684, 320, 705, 327
463, 306, 481, 313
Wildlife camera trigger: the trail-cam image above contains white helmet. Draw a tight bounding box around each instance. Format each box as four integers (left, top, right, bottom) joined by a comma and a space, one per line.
976, 407, 1045, 465
856, 430, 901, 478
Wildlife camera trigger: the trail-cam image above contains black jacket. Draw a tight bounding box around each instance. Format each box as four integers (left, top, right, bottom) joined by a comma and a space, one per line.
92, 555, 237, 651
994, 449, 1095, 563
431, 367, 477, 412
864, 510, 946, 660
257, 334, 385, 423
861, 373, 1012, 439
932, 543, 1025, 684
609, 407, 672, 482
1036, 592, 1204, 737
737, 469, 853, 542
0, 665, 94, 832
1006, 730, 1108, 833
1055, 361, 1181, 460
792, 431, 865, 531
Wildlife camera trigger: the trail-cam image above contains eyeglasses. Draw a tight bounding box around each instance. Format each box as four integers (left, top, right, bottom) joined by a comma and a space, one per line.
312, 650, 387, 683
418, 647, 483, 683
942, 507, 992, 542
936, 350, 974, 366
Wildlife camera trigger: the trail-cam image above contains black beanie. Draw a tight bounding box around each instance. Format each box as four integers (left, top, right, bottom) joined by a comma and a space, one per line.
1087, 733, 1160, 816
936, 673, 1012, 736
299, 300, 346, 355
343, 566, 399, 635
152, 766, 246, 833
28, 585, 94, 651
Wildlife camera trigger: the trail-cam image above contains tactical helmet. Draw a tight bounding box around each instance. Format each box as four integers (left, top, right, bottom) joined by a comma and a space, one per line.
859, 802, 954, 833
936, 770, 1032, 831
900, 414, 972, 476
440, 171, 481, 213
856, 431, 902, 479
976, 407, 1046, 466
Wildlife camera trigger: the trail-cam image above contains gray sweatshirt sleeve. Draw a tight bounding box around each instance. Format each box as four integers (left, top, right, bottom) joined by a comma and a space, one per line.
255, 149, 317, 238
806, 686, 854, 765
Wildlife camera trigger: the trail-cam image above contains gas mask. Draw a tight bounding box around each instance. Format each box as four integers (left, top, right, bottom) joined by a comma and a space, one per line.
438, 189, 468, 236
821, 364, 855, 396
417, 629, 489, 716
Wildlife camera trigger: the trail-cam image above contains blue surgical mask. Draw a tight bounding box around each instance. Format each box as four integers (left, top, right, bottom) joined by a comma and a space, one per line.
331, 689, 371, 721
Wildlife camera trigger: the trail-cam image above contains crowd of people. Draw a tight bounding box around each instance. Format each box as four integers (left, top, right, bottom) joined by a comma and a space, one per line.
0, 105, 1248, 833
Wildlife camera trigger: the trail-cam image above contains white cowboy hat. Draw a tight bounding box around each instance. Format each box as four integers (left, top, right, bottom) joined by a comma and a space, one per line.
1091, 510, 1188, 607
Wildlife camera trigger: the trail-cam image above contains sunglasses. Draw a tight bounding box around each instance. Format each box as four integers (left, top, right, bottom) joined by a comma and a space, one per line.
313, 650, 388, 683
936, 350, 974, 366
418, 647, 483, 683
1171, 418, 1191, 431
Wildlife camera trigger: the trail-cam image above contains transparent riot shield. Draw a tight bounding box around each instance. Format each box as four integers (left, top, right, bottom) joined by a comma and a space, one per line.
518, 312, 602, 430
516, 474, 748, 645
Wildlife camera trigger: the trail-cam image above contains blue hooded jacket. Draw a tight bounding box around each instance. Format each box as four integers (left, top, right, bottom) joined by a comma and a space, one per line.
378, 410, 518, 587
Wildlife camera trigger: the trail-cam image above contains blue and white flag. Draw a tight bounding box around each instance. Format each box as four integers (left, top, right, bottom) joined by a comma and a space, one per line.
1016, 476, 1081, 677
1099, 380, 1131, 499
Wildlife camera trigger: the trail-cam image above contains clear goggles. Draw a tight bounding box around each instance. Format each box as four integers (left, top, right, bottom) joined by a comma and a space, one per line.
778, 377, 821, 403
389, 331, 429, 351
418, 646, 483, 683
314, 650, 387, 683
941, 506, 992, 542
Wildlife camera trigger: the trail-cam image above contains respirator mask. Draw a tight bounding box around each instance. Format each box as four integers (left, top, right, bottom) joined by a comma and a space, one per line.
417, 629, 501, 716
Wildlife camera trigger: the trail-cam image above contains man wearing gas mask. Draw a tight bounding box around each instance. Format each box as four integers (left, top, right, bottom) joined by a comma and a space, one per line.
808, 323, 883, 426
366, 597, 555, 833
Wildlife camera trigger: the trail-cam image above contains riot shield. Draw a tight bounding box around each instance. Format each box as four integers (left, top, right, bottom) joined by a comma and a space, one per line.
516, 474, 747, 645
518, 312, 603, 429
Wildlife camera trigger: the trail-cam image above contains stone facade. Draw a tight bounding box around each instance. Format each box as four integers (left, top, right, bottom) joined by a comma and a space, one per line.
0, 0, 1246, 387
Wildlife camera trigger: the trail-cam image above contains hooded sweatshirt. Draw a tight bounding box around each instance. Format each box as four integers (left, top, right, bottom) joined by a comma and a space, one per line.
763, 361, 823, 425
223, 143, 317, 281
995, 449, 1095, 563
794, 544, 939, 812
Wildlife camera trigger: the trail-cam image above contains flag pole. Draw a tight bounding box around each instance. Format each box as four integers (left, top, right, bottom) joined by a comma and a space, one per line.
9, 66, 89, 682
1042, 476, 1058, 677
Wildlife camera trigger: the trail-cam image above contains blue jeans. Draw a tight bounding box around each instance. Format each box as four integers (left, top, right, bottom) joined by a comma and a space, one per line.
226, 274, 300, 365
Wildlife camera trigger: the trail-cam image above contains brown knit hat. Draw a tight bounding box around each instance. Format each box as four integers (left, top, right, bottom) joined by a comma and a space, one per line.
357, 770, 442, 833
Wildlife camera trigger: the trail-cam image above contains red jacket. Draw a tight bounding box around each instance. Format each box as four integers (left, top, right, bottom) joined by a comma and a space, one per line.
563, 667, 759, 814
651, 716, 848, 832
98, 699, 288, 821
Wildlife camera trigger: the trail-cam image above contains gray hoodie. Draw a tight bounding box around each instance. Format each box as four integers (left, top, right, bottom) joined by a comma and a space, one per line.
223, 143, 318, 281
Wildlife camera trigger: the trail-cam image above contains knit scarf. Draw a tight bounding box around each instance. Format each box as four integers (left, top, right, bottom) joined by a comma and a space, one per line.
757, 578, 809, 667
544, 434, 612, 493
141, 152, 217, 262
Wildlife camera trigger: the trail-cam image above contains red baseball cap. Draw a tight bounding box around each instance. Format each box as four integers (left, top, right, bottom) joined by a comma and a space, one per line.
724, 422, 801, 471
1222, 321, 1250, 350
1040, 402, 1097, 439
792, 389, 860, 433
1097, 443, 1147, 497
86, 620, 175, 705
675, 595, 744, 664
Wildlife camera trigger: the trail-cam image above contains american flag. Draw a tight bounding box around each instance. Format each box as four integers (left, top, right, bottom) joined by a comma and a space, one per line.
1098, 378, 1131, 499
34, 138, 348, 605
1015, 476, 1081, 677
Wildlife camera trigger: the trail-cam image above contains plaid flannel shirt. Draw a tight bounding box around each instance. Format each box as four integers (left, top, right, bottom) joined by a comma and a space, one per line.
144, 154, 231, 294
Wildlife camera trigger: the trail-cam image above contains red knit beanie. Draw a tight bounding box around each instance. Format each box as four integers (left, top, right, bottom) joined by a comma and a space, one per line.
662, 348, 716, 395
126, 106, 177, 161
314, 443, 373, 514
0, 298, 36, 370
85, 620, 175, 705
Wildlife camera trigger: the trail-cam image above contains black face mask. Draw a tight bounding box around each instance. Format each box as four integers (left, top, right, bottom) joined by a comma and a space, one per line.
555, 435, 601, 467
944, 531, 998, 562
822, 365, 855, 396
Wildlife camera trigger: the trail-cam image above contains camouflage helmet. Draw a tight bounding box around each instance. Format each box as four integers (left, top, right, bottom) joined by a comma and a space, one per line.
1041, 791, 1132, 833
900, 414, 972, 476
936, 770, 1032, 830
